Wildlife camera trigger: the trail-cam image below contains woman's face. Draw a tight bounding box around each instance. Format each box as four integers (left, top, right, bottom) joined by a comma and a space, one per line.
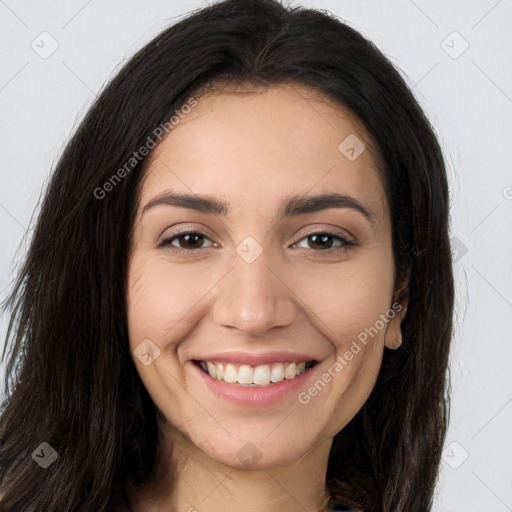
127, 83, 403, 469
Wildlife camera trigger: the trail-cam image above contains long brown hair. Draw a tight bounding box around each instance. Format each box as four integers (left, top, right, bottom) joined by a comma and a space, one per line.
0, 1, 453, 510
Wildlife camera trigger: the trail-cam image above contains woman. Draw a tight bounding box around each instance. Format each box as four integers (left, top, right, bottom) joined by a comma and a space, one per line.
0, 0, 454, 510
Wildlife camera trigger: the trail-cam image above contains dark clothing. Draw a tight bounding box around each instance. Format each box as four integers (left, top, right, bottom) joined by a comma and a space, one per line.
325, 497, 364, 511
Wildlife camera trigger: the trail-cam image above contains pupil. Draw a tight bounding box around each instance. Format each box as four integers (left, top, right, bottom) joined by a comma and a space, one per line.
309, 234, 332, 250
181, 233, 203, 248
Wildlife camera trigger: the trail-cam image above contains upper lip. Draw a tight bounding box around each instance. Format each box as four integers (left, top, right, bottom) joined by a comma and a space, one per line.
192, 351, 318, 365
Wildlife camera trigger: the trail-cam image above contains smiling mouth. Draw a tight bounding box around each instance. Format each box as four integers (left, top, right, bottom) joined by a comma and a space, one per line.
193, 360, 317, 386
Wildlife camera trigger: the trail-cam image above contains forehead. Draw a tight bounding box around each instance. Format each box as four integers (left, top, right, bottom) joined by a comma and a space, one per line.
139, 83, 387, 220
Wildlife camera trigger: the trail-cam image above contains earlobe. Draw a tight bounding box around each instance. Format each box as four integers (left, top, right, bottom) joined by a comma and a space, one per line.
388, 331, 402, 350
384, 286, 408, 350
384, 306, 406, 350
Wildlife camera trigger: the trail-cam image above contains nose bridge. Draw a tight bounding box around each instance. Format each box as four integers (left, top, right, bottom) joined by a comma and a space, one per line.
212, 242, 297, 335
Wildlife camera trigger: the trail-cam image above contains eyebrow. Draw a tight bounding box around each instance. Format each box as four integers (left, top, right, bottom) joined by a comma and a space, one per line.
141, 190, 375, 223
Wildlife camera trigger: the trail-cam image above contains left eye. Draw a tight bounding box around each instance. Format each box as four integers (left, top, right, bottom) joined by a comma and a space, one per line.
293, 233, 353, 251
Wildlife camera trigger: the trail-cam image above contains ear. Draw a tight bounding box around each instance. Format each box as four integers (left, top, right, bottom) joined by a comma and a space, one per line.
384, 275, 409, 350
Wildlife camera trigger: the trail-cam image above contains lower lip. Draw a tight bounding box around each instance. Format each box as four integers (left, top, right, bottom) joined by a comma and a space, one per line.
191, 361, 318, 406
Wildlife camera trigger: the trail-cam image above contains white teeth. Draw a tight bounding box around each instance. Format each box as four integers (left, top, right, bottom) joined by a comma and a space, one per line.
206, 361, 217, 379
237, 364, 253, 384
224, 363, 238, 384
284, 362, 296, 379
253, 365, 271, 386
199, 360, 312, 386
270, 363, 284, 383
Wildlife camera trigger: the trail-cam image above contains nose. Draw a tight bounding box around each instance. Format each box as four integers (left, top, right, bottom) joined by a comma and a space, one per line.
212, 248, 298, 336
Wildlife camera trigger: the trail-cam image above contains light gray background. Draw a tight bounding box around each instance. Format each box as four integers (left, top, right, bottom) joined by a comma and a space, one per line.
1, 1, 511, 510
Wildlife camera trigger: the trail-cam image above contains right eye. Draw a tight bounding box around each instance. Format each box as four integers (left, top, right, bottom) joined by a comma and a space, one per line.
159, 230, 217, 252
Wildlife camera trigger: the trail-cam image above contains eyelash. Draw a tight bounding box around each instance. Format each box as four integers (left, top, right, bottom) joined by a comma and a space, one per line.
158, 229, 356, 254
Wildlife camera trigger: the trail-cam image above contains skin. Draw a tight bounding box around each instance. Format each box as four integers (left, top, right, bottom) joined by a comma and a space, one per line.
125, 82, 407, 512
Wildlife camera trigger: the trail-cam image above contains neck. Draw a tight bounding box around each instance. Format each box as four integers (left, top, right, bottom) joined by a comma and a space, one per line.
127, 420, 332, 512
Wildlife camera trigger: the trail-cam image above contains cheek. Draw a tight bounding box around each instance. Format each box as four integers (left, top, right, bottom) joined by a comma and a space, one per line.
297, 249, 395, 343
125, 254, 212, 421
126, 254, 202, 347
291, 247, 394, 417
